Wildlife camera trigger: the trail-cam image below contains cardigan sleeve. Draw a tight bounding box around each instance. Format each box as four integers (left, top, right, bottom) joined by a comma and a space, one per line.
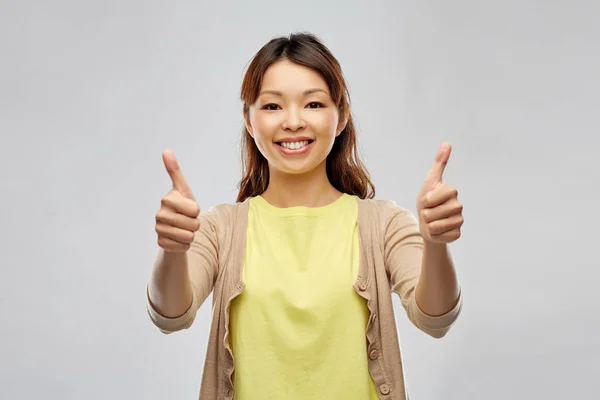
382, 201, 462, 338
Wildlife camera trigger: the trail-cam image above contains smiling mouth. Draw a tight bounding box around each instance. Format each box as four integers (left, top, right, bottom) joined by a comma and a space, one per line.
276, 140, 314, 150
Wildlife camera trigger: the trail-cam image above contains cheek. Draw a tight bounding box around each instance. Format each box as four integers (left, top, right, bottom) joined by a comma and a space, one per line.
249, 115, 278, 158
315, 111, 339, 134
250, 114, 277, 141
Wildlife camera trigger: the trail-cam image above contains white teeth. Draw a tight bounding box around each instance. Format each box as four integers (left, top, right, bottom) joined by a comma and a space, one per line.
281, 140, 309, 150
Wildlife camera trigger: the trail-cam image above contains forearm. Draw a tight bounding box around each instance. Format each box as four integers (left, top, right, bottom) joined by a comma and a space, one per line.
415, 241, 460, 316
147, 249, 194, 318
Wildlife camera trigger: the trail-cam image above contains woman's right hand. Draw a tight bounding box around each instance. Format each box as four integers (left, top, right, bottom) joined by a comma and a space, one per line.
155, 150, 201, 253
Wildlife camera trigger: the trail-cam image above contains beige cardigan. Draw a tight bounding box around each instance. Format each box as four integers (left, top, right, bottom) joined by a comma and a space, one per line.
146, 197, 463, 400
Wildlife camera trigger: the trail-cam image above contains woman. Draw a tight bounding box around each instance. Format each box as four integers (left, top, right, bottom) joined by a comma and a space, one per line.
147, 32, 464, 400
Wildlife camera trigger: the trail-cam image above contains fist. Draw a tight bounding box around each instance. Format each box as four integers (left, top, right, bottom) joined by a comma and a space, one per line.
155, 150, 200, 252
416, 143, 464, 244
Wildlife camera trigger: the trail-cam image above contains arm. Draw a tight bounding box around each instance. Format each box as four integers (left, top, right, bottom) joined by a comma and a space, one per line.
384, 204, 462, 338
415, 241, 461, 317
146, 209, 220, 334
147, 250, 194, 318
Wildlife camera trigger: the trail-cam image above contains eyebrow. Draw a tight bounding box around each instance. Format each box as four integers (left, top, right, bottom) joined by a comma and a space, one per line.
259, 88, 328, 97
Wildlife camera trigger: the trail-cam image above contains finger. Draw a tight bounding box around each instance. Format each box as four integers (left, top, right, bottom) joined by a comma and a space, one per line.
157, 236, 191, 252
427, 214, 464, 235
425, 142, 452, 184
430, 228, 462, 243
420, 199, 463, 223
156, 208, 201, 232
162, 149, 195, 200
156, 223, 196, 244
161, 192, 200, 218
419, 184, 458, 209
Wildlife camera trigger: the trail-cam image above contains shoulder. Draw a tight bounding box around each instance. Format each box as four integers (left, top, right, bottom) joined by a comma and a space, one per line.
356, 197, 416, 221
355, 198, 421, 254
199, 198, 251, 227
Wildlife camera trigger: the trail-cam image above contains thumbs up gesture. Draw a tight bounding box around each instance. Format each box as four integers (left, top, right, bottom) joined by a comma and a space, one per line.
416, 143, 464, 244
155, 150, 201, 252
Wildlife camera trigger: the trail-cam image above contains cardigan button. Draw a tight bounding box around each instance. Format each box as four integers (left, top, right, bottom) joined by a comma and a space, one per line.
380, 384, 390, 395
358, 280, 367, 291
369, 349, 379, 360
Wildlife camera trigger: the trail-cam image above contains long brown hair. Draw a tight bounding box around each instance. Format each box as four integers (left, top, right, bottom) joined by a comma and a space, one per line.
236, 32, 375, 203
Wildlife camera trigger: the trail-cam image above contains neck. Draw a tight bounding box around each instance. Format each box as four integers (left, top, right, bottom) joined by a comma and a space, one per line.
261, 162, 342, 208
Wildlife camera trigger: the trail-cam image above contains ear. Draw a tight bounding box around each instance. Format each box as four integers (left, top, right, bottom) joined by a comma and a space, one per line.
243, 104, 254, 138
336, 108, 349, 137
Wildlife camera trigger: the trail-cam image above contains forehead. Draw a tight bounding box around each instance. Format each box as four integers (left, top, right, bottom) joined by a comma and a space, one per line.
261, 59, 329, 94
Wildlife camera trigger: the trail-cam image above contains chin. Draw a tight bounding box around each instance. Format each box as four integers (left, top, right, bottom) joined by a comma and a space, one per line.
272, 159, 327, 176
276, 165, 316, 175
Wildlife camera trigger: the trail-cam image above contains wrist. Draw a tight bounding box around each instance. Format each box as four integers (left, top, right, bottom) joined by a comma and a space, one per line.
423, 238, 447, 250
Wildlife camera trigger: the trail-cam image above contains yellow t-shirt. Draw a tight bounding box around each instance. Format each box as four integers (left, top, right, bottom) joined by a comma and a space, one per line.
229, 193, 380, 399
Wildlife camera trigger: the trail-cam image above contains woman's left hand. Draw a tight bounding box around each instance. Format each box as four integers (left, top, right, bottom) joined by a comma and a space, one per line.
416, 143, 464, 244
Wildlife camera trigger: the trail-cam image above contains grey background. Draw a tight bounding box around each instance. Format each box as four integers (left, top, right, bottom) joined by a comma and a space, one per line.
1, 0, 598, 399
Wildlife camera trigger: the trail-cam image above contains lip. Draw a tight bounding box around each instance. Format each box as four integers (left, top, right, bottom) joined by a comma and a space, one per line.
275, 136, 314, 143
275, 139, 315, 155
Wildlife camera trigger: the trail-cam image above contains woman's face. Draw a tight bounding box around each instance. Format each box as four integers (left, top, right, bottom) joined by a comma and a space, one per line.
245, 59, 346, 175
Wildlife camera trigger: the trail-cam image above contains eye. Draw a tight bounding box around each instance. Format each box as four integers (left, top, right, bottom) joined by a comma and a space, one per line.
307, 102, 325, 109
261, 103, 280, 110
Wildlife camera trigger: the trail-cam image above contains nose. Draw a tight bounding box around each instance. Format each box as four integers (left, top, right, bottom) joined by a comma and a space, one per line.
282, 108, 306, 131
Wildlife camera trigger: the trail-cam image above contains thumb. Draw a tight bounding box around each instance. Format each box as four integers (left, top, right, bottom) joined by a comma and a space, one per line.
425, 142, 452, 184
162, 149, 195, 200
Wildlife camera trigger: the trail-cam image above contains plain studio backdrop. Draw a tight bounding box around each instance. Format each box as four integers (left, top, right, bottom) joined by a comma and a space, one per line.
1, 0, 598, 399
